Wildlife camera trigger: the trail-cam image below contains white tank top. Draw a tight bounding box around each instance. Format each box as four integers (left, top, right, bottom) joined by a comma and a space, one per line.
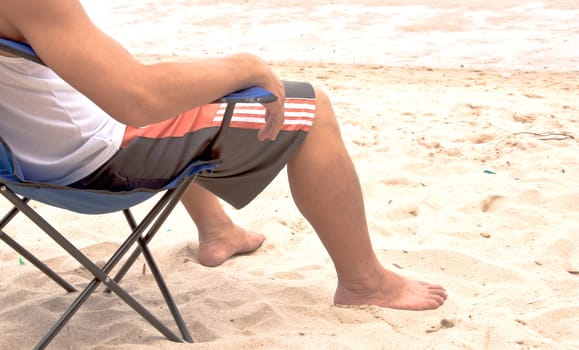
0, 55, 125, 185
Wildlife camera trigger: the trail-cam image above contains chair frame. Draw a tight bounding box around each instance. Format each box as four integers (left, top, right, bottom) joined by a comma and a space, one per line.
0, 37, 276, 349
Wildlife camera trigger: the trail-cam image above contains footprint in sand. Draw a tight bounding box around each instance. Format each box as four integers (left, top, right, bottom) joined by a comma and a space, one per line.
512, 113, 537, 123
480, 190, 546, 214
379, 249, 524, 284
416, 137, 442, 150
523, 305, 579, 345
480, 195, 506, 212
225, 302, 281, 335
271, 263, 326, 281
546, 237, 579, 275
381, 177, 421, 187
387, 204, 421, 221
464, 103, 484, 117
272, 271, 305, 280
468, 133, 495, 144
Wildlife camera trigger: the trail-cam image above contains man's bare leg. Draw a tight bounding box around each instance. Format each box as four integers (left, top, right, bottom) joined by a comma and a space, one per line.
181, 183, 265, 267
287, 88, 447, 310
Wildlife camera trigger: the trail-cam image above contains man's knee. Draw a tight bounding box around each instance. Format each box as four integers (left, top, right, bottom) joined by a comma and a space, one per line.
311, 85, 339, 130
313, 86, 331, 111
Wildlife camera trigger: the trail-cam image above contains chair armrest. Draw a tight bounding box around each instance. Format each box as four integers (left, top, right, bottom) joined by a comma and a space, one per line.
0, 37, 276, 104
216, 86, 277, 104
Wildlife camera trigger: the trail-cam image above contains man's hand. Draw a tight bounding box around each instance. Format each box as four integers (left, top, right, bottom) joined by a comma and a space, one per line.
256, 62, 285, 141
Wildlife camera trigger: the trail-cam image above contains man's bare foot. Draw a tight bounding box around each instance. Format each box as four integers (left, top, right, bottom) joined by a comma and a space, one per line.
197, 224, 265, 267
334, 268, 447, 311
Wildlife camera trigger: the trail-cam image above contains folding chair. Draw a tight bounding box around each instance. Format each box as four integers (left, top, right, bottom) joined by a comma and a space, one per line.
0, 37, 276, 349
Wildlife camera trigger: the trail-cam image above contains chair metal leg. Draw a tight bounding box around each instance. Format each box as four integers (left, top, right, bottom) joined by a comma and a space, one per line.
139, 237, 193, 342
0, 229, 76, 292
0, 196, 76, 292
0, 197, 30, 229
36, 262, 183, 350
0, 185, 187, 349
105, 177, 197, 341
108, 176, 197, 288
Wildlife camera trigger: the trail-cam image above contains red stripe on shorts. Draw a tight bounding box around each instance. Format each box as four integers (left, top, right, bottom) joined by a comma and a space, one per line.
122, 104, 221, 147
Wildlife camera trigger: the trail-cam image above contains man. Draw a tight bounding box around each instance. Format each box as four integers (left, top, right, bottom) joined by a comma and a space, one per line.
0, 0, 446, 310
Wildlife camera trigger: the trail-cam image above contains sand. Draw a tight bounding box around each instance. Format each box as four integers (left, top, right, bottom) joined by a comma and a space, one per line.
1, 1, 578, 349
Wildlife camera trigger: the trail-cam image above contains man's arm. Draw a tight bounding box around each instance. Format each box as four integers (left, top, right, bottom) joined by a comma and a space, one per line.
0, 0, 285, 139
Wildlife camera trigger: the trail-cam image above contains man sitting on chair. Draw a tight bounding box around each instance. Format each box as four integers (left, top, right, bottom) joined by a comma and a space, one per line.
0, 0, 447, 310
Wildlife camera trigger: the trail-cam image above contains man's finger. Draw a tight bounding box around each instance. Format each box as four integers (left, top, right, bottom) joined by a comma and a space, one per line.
258, 110, 283, 141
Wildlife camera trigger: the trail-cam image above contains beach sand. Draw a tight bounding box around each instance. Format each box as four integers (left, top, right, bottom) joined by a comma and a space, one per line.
1, 1, 578, 349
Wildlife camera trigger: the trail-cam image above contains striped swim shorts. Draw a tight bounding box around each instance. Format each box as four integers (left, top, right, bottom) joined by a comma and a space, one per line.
71, 81, 316, 209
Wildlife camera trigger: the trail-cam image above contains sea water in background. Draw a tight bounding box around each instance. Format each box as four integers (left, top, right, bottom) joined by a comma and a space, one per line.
83, 1, 579, 71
